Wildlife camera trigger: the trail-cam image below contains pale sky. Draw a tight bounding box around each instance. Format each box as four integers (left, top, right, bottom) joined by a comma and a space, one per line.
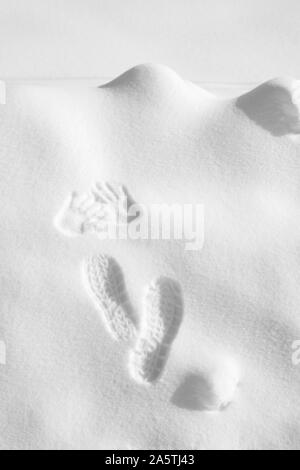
0, 0, 299, 83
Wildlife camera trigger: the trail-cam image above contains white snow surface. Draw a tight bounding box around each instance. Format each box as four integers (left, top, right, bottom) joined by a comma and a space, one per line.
0, 65, 300, 450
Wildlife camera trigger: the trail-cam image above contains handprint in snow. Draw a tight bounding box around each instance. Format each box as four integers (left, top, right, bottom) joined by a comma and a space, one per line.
54, 182, 138, 237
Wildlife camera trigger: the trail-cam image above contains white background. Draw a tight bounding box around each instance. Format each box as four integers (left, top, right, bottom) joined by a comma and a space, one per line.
0, 0, 299, 83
